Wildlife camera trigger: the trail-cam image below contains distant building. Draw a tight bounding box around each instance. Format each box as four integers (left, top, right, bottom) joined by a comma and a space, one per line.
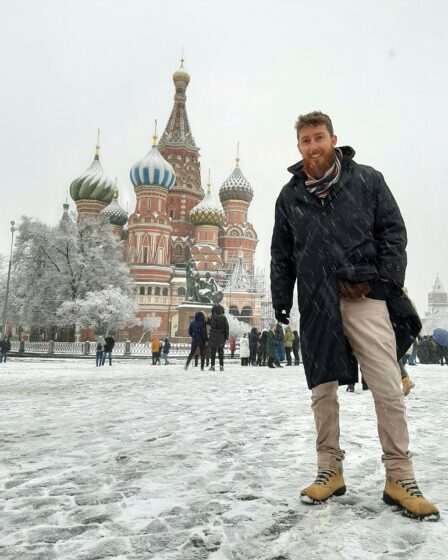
422, 274, 448, 334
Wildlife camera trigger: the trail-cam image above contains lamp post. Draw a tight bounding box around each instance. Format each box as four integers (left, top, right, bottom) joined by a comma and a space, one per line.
1, 221, 16, 337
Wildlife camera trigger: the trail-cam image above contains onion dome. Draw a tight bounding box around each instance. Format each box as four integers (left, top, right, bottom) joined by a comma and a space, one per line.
219, 155, 254, 204
70, 135, 115, 203
190, 179, 225, 227
172, 58, 190, 85
130, 132, 176, 189
99, 188, 128, 227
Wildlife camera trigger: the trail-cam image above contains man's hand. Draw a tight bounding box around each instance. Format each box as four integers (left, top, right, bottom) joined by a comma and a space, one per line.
338, 280, 371, 299
275, 309, 290, 324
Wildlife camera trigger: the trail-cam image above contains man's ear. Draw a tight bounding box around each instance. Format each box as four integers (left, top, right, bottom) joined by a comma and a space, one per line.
331, 135, 337, 147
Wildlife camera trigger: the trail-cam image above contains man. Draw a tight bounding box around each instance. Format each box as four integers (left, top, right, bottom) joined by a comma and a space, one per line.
102, 334, 115, 366
0, 336, 11, 362
270, 111, 439, 521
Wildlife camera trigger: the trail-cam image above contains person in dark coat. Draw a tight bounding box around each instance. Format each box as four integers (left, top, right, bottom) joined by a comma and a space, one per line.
208, 304, 229, 371
257, 330, 268, 366
266, 324, 278, 368
0, 336, 11, 362
95, 338, 104, 367
185, 311, 207, 370
162, 338, 171, 365
248, 327, 259, 366
270, 111, 438, 519
102, 335, 115, 366
292, 330, 300, 365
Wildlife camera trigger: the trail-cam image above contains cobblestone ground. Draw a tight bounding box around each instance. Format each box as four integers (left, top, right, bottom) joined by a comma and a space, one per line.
1, 358, 447, 559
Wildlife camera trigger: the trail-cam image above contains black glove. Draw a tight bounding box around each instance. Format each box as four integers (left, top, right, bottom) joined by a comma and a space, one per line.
275, 309, 290, 325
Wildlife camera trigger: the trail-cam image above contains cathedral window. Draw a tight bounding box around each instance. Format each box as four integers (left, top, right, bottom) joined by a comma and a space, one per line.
148, 287, 152, 295
143, 248, 148, 263
162, 287, 169, 296
177, 287, 186, 297
139, 287, 145, 295
155, 287, 161, 296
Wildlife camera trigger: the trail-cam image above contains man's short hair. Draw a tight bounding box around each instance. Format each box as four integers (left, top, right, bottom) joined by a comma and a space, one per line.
295, 111, 334, 136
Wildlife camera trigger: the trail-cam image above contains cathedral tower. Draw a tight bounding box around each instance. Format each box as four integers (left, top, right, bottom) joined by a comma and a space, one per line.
158, 60, 203, 264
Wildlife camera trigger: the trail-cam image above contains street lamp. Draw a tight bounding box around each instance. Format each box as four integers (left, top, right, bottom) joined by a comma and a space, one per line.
1, 221, 16, 337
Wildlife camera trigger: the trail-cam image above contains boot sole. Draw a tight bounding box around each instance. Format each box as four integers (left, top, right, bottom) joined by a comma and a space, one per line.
301, 485, 346, 504
383, 492, 440, 521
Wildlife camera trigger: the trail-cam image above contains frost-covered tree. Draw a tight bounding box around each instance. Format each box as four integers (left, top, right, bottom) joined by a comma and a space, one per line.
225, 312, 250, 337
138, 315, 161, 343
9, 215, 132, 330
56, 287, 139, 336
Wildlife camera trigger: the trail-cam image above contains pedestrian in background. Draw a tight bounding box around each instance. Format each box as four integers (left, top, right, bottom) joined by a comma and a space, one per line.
95, 338, 104, 367
229, 335, 236, 359
249, 327, 259, 366
102, 335, 115, 366
284, 325, 294, 366
275, 323, 285, 363
292, 330, 301, 365
258, 330, 268, 366
185, 311, 207, 371
151, 335, 160, 365
208, 304, 229, 372
240, 333, 250, 366
267, 324, 278, 369
162, 338, 171, 365
0, 336, 11, 363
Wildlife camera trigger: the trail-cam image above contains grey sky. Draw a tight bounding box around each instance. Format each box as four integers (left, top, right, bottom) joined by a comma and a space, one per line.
1, 0, 447, 314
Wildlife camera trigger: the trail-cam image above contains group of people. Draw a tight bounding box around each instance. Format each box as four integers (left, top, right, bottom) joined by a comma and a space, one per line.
239, 324, 300, 368
95, 336, 115, 366
150, 337, 171, 365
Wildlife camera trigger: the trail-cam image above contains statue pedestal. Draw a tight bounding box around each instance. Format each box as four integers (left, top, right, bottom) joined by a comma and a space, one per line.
176, 302, 213, 338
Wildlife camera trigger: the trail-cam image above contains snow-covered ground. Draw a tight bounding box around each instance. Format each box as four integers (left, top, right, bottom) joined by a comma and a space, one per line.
1, 358, 447, 560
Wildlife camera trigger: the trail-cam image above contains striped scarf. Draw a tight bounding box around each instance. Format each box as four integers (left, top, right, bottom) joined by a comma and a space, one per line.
305, 148, 343, 199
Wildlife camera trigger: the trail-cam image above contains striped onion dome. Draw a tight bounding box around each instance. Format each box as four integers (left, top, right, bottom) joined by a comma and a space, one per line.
70, 144, 115, 203
190, 182, 225, 227
130, 134, 176, 189
173, 58, 190, 85
99, 189, 128, 227
219, 157, 254, 203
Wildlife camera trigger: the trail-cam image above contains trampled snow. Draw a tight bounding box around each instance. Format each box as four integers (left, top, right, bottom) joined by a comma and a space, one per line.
0, 358, 447, 559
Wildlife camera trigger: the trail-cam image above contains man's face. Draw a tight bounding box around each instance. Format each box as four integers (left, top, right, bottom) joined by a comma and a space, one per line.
297, 124, 337, 179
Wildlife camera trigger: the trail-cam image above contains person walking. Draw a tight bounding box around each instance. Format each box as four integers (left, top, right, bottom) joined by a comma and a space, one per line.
270, 111, 438, 520
292, 330, 301, 365
229, 335, 236, 359
257, 330, 268, 366
102, 335, 115, 366
185, 311, 207, 370
249, 327, 259, 366
151, 335, 160, 365
284, 325, 294, 366
275, 323, 285, 363
95, 338, 104, 367
208, 304, 229, 372
266, 324, 278, 369
0, 336, 11, 363
162, 338, 171, 365
239, 333, 250, 366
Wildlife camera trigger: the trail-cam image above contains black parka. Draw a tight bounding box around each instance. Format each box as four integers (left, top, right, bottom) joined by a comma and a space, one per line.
208, 304, 229, 348
271, 147, 408, 389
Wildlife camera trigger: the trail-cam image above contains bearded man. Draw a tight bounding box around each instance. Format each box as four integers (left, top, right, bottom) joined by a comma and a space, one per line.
270, 111, 439, 521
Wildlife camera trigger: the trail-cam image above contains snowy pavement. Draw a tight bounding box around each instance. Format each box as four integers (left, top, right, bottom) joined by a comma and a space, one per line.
1, 358, 447, 560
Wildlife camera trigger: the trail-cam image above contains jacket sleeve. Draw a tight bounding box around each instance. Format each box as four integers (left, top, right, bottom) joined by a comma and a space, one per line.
224, 317, 229, 340
373, 172, 407, 286
270, 191, 296, 311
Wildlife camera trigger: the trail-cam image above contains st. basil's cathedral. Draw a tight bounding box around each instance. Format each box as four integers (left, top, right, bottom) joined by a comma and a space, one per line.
69, 61, 261, 340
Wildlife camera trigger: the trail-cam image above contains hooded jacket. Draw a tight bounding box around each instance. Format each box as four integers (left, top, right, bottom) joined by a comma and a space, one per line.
271, 146, 410, 389
208, 304, 229, 348
188, 312, 207, 349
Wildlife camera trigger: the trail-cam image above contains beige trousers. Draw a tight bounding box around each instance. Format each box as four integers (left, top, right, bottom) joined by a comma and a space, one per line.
311, 296, 414, 479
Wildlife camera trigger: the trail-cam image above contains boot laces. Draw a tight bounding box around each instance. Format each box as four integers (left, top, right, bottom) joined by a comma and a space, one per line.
314, 468, 337, 485
398, 478, 423, 497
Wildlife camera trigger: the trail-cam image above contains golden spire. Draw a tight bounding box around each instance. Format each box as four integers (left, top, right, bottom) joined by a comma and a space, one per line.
152, 119, 158, 146
95, 128, 100, 157
236, 141, 240, 167
113, 178, 119, 198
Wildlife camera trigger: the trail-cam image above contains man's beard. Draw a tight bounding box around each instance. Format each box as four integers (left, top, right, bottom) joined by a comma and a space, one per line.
302, 148, 336, 180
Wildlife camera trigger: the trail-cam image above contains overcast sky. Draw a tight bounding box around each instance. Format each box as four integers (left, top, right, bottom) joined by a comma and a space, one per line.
1, 0, 447, 314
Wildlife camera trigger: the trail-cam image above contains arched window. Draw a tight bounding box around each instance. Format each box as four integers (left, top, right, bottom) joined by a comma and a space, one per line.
143, 247, 148, 263
169, 209, 174, 219
175, 244, 183, 256
162, 287, 169, 296
241, 306, 252, 324
177, 287, 186, 297
155, 287, 161, 296
147, 287, 152, 295
139, 287, 145, 295
229, 305, 239, 316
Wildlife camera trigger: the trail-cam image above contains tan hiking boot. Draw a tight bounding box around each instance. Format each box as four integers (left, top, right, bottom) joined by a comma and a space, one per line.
300, 468, 346, 504
402, 377, 415, 396
383, 477, 440, 521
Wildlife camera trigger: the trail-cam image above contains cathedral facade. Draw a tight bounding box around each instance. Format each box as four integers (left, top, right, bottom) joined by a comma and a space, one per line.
69, 62, 261, 340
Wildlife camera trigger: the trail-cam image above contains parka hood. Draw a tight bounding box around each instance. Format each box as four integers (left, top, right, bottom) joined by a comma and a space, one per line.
287, 146, 356, 179
212, 304, 225, 315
